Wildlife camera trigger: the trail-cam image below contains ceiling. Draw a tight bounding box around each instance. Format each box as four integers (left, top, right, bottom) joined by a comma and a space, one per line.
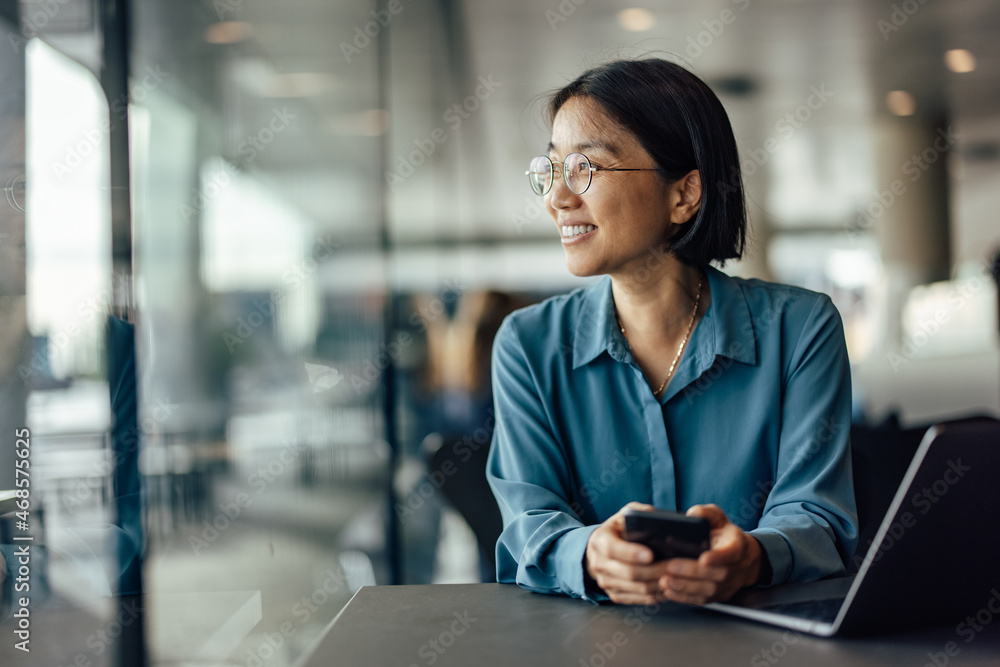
26, 0, 1000, 256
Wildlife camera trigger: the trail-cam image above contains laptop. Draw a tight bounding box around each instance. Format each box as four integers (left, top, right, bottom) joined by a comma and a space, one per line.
704, 419, 1000, 636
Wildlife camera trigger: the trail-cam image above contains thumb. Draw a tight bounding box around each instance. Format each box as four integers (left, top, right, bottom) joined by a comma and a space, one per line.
685, 503, 728, 529
622, 501, 656, 513
699, 523, 745, 567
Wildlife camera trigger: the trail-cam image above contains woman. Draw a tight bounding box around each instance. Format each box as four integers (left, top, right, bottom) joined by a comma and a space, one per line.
486, 59, 857, 606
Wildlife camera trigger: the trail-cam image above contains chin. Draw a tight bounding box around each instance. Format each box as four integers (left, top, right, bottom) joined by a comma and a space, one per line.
564, 258, 602, 278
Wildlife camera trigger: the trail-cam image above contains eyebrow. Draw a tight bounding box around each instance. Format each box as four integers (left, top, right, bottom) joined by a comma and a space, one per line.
546, 139, 621, 157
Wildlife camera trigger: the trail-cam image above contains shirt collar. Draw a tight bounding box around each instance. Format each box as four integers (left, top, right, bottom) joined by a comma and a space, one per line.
571, 276, 618, 369
571, 265, 757, 370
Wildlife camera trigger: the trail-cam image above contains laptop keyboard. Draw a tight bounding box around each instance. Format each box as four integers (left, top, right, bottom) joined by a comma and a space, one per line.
755, 597, 844, 623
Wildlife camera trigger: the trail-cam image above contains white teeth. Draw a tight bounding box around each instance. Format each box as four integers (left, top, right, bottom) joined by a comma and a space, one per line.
562, 224, 596, 237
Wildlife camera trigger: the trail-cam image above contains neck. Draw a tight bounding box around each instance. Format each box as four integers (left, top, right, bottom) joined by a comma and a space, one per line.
610, 256, 705, 344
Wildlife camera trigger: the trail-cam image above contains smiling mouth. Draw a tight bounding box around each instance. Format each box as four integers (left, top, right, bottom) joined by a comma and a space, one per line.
560, 224, 597, 238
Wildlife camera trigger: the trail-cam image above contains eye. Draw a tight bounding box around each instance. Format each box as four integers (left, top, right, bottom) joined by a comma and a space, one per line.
564, 153, 588, 172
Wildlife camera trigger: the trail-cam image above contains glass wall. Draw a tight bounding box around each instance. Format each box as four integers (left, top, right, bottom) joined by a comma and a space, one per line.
4, 1, 394, 665
129, 1, 390, 665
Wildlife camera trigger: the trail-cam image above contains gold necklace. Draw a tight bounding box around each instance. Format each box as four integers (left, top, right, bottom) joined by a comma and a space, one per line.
617, 272, 704, 397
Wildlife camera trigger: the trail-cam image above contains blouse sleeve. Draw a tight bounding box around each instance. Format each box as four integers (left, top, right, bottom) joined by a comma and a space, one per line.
486, 315, 607, 602
750, 294, 859, 585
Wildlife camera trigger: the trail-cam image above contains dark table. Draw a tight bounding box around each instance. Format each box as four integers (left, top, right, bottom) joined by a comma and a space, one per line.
298, 583, 1000, 666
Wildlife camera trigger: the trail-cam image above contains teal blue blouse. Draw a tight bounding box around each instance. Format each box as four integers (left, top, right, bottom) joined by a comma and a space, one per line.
486, 265, 858, 602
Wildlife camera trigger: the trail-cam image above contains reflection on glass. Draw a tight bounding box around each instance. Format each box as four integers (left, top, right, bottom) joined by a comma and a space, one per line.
25, 36, 116, 607
127, 2, 390, 664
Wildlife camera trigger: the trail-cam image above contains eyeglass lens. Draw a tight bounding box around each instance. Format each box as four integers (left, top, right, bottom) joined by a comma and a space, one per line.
528, 156, 553, 195
527, 153, 593, 195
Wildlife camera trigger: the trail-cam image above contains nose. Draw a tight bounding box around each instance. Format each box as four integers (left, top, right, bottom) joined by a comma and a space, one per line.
547, 167, 581, 210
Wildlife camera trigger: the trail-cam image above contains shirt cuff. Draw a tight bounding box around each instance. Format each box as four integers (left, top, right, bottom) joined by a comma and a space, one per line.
748, 529, 792, 587
557, 524, 609, 603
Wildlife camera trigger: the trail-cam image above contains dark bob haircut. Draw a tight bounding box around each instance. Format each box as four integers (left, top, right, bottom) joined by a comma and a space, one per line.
547, 59, 747, 266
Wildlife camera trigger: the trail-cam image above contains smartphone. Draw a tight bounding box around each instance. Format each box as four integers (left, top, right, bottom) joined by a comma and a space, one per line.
621, 508, 711, 561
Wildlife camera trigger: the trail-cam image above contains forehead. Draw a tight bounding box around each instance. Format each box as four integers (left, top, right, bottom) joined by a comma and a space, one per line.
548, 96, 637, 157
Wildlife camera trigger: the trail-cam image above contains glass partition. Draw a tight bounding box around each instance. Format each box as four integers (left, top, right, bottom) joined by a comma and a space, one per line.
128, 1, 390, 665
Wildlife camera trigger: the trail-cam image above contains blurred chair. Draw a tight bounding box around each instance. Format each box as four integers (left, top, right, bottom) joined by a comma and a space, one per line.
848, 414, 999, 574
423, 433, 503, 582
848, 416, 926, 573
412, 290, 525, 583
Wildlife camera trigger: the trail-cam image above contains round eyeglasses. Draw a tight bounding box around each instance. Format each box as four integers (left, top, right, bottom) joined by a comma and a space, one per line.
526, 153, 658, 196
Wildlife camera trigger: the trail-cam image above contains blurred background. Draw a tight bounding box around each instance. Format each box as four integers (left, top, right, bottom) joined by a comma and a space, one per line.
0, 0, 998, 665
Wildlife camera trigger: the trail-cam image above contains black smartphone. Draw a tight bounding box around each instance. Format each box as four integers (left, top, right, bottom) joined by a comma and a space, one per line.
621, 508, 711, 561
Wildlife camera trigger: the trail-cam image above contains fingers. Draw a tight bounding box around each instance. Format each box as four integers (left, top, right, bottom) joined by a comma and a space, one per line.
656, 525, 758, 605
659, 557, 732, 605
595, 503, 659, 564
663, 557, 727, 583
590, 503, 754, 606
595, 572, 665, 605
603, 534, 655, 565
700, 524, 746, 567
588, 541, 667, 603
593, 568, 662, 598
685, 503, 727, 528
587, 523, 660, 592
660, 505, 745, 605
622, 501, 656, 514
586, 503, 670, 604
659, 573, 721, 606
685, 504, 746, 568
605, 589, 666, 606
590, 520, 654, 564
600, 556, 671, 584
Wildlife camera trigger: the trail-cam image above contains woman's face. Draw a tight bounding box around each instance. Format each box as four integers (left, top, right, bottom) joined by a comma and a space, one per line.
546, 96, 688, 279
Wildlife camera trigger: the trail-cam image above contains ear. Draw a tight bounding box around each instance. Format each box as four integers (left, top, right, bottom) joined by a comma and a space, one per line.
668, 169, 702, 225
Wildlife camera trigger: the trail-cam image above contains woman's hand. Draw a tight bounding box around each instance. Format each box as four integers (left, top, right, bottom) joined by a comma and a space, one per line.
584, 502, 672, 605
657, 503, 764, 605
